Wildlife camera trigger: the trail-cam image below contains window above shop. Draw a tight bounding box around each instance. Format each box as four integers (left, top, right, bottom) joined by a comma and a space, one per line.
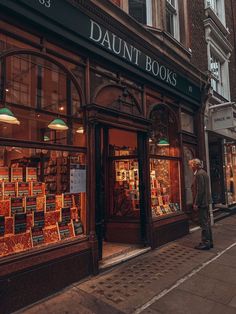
128, 0, 153, 26
205, 0, 226, 26
166, 0, 179, 41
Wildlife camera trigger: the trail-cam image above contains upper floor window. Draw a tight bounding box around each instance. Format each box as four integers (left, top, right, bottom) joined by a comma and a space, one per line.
166, 0, 179, 40
128, 0, 153, 26
205, 0, 226, 25
210, 54, 221, 92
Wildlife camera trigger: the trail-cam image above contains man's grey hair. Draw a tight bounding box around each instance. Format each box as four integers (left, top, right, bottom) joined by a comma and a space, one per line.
189, 158, 202, 167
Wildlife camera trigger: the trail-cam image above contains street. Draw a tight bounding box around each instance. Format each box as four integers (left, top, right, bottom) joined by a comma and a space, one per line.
16, 215, 236, 314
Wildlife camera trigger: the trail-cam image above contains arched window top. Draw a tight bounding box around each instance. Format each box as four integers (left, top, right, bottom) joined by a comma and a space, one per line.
1, 51, 82, 118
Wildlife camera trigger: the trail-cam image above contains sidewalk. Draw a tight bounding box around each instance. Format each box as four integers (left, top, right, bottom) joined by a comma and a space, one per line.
16, 215, 236, 314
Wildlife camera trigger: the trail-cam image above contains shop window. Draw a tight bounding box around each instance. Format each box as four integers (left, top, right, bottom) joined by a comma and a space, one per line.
0, 146, 87, 257
128, 0, 153, 26
108, 129, 140, 218
149, 106, 181, 218
166, 0, 179, 40
224, 144, 236, 205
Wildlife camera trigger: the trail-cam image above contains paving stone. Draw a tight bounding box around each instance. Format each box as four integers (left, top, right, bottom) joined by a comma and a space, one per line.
150, 289, 215, 314
214, 252, 236, 268
179, 273, 236, 305
200, 263, 236, 285
229, 295, 236, 308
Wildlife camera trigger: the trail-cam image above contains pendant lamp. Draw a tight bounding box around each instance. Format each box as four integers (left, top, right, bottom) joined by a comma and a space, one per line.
0, 107, 20, 124
157, 138, 169, 146
76, 126, 84, 134
48, 118, 68, 131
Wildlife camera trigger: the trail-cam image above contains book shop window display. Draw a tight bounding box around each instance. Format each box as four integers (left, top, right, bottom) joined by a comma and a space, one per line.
0, 52, 87, 258
149, 106, 181, 218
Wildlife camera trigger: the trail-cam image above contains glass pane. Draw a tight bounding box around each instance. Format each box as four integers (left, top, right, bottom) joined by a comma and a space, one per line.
129, 0, 147, 24
150, 158, 181, 218
109, 129, 137, 156
0, 106, 85, 147
111, 159, 140, 218
166, 9, 174, 36
181, 112, 194, 133
224, 144, 236, 205
0, 146, 87, 258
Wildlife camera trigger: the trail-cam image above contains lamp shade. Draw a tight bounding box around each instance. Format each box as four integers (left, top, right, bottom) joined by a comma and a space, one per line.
0, 107, 19, 124
157, 138, 169, 146
48, 118, 68, 130
76, 126, 84, 134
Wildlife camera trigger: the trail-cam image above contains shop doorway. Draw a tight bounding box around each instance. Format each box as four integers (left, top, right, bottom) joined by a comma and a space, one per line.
95, 126, 147, 264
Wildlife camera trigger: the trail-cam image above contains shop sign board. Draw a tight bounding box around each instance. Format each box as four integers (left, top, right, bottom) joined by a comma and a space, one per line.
1, 0, 202, 103
211, 107, 236, 131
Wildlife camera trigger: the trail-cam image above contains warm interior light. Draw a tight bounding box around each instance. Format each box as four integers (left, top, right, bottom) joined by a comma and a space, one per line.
0, 107, 19, 124
48, 118, 68, 130
76, 126, 84, 134
157, 139, 169, 146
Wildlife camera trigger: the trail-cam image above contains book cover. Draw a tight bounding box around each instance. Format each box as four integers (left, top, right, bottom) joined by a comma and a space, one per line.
58, 222, 71, 240
0, 235, 14, 257
43, 225, 59, 244
55, 194, 63, 211
17, 182, 30, 197
11, 197, 25, 215
5, 217, 13, 234
60, 207, 71, 226
3, 182, 16, 198
31, 227, 44, 246
0, 199, 10, 216
25, 196, 37, 213
26, 213, 33, 229
11, 168, 23, 182
45, 210, 60, 227
0, 215, 5, 236
45, 194, 56, 212
63, 193, 73, 208
73, 220, 84, 236
36, 195, 45, 211
0, 167, 9, 182
26, 167, 37, 182
33, 211, 45, 229
14, 213, 27, 234
32, 182, 45, 196
0, 182, 3, 199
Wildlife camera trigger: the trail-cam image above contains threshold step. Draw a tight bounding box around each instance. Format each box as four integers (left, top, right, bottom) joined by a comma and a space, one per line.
99, 247, 151, 270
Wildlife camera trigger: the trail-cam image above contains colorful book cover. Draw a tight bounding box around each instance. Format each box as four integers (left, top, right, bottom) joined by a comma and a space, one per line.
14, 213, 27, 234
32, 182, 45, 196
11, 168, 23, 182
0, 182, 3, 199
8, 232, 32, 254
0, 215, 5, 236
3, 182, 16, 198
11, 197, 25, 215
33, 211, 45, 229
0, 199, 10, 216
17, 182, 30, 197
5, 217, 13, 234
36, 195, 45, 211
56, 194, 63, 211
60, 207, 71, 226
26, 213, 33, 229
25, 196, 37, 213
58, 222, 71, 240
45, 210, 60, 227
0, 235, 14, 257
31, 227, 44, 246
63, 193, 73, 208
73, 220, 84, 236
43, 225, 59, 244
45, 194, 56, 212
0, 167, 9, 182
26, 167, 37, 181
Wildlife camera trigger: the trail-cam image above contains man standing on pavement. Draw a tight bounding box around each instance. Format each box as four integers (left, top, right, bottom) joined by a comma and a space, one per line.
188, 158, 213, 250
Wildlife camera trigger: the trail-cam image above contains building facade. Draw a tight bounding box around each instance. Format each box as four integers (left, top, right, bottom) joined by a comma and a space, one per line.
0, 1, 209, 312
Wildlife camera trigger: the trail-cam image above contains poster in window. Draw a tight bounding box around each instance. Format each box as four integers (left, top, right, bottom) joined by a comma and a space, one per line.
70, 167, 86, 193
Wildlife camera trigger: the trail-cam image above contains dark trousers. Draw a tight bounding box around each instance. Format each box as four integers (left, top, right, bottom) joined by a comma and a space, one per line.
199, 206, 213, 245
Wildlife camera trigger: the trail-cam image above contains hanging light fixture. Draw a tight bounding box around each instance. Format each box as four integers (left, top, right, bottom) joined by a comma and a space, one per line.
157, 138, 169, 146
48, 118, 68, 130
76, 126, 84, 134
0, 107, 20, 124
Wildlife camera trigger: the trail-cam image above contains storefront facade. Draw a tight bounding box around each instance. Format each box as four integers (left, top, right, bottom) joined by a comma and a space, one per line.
0, 1, 207, 312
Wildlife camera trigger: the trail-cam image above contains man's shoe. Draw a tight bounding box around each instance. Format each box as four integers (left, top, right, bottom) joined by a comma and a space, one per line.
194, 243, 210, 250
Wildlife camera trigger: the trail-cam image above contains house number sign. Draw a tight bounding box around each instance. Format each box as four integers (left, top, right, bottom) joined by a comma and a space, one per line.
38, 0, 51, 8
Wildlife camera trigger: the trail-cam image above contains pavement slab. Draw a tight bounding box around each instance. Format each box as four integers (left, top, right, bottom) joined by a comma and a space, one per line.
17, 215, 236, 314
